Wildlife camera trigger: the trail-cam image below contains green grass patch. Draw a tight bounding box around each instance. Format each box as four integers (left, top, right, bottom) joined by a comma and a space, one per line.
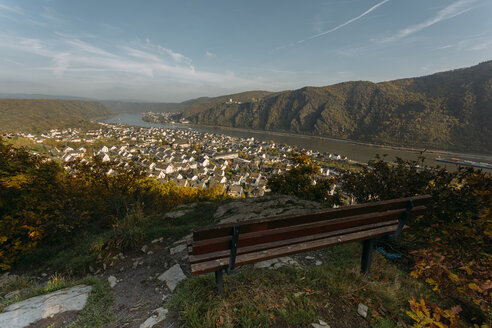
15, 228, 113, 275
168, 244, 438, 328
14, 201, 220, 275
66, 276, 114, 328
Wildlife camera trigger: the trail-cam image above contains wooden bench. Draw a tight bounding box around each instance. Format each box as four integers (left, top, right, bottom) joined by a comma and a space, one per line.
188, 195, 431, 293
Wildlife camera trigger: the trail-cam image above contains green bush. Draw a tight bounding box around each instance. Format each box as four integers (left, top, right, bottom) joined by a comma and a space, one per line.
268, 154, 343, 206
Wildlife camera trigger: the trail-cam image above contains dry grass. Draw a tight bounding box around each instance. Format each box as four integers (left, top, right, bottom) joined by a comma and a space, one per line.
169, 243, 436, 328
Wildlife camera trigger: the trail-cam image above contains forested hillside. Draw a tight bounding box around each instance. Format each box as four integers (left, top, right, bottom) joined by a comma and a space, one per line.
0, 99, 111, 132
100, 97, 210, 114
182, 61, 492, 153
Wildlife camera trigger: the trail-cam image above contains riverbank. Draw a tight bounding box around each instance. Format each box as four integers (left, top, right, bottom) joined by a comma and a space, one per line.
102, 114, 492, 170
185, 122, 492, 163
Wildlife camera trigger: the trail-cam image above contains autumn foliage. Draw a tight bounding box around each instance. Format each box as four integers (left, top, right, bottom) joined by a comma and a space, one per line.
269, 154, 491, 324
406, 297, 462, 328
0, 138, 226, 270
340, 156, 491, 323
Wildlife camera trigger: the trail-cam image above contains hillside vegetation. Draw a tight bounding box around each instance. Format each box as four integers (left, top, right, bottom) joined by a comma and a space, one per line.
182, 90, 274, 116
100, 97, 211, 114
0, 99, 111, 132
182, 61, 492, 153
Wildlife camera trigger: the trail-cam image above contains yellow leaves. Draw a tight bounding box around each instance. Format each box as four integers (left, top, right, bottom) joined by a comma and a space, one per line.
468, 283, 482, 293
407, 298, 461, 328
410, 242, 492, 311
425, 278, 440, 292
91, 242, 104, 253
447, 272, 460, 283
0, 173, 31, 189
27, 231, 42, 240
0, 262, 11, 270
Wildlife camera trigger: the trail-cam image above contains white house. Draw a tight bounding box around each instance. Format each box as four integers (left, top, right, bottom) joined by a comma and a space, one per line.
165, 164, 175, 174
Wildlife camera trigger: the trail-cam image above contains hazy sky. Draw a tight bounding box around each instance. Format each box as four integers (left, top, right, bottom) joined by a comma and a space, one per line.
1, 0, 491, 102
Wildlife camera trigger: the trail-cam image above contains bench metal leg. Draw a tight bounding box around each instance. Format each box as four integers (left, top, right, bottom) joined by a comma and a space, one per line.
361, 239, 374, 275
215, 269, 224, 294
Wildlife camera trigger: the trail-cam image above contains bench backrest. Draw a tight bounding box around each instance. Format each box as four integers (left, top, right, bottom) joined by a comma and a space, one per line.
191, 195, 431, 258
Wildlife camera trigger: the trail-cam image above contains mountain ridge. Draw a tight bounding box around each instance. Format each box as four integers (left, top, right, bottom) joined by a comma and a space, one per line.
181, 61, 492, 153
0, 99, 111, 132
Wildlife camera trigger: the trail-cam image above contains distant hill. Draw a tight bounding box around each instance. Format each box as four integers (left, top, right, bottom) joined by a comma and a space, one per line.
101, 97, 212, 114
182, 61, 492, 154
0, 93, 94, 101
101, 101, 183, 114
0, 99, 111, 133
182, 91, 274, 116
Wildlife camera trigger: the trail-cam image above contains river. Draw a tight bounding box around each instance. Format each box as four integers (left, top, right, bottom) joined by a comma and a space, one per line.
103, 113, 492, 171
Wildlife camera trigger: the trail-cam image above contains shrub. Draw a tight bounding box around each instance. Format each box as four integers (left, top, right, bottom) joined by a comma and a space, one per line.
268, 154, 343, 206
340, 155, 492, 322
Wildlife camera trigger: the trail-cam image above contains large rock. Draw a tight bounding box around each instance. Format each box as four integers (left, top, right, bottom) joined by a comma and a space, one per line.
158, 264, 187, 292
0, 285, 92, 328
214, 195, 323, 225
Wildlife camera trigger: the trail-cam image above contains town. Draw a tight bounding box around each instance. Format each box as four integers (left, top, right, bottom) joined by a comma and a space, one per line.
9, 121, 353, 199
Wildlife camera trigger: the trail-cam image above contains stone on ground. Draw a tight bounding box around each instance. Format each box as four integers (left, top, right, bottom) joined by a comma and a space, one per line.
312, 319, 331, 328
0, 285, 92, 328
164, 210, 192, 219
254, 258, 279, 269
151, 237, 164, 244
169, 244, 186, 255
158, 264, 187, 292
139, 307, 168, 328
108, 275, 117, 288
254, 256, 299, 269
357, 303, 369, 318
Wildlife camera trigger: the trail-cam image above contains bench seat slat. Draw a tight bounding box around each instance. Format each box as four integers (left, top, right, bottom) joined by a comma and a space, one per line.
193, 195, 431, 241
190, 219, 399, 264
191, 206, 426, 256
191, 224, 404, 275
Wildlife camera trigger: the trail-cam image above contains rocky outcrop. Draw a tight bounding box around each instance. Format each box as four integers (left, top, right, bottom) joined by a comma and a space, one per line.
214, 194, 324, 224
0, 285, 92, 328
